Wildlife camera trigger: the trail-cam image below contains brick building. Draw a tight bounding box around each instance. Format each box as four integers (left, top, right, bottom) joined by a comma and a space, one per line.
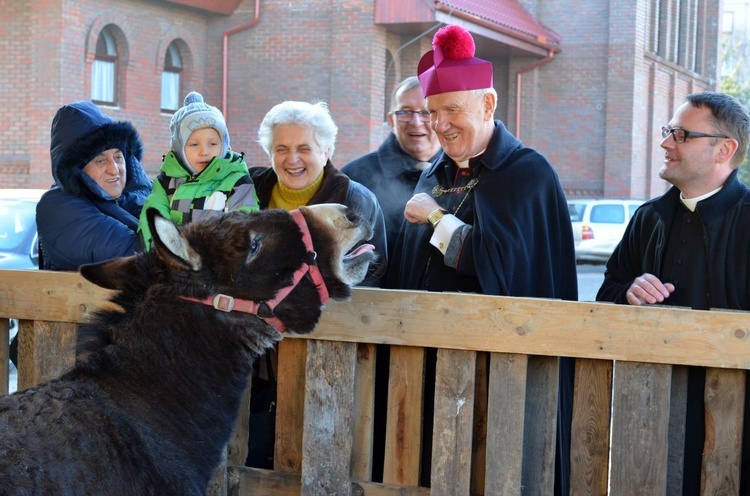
1, 0, 721, 201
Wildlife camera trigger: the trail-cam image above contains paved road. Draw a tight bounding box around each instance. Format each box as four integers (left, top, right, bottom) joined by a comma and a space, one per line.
577, 263, 605, 302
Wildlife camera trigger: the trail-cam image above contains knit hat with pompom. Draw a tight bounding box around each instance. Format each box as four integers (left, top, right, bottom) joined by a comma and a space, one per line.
170, 91, 230, 171
417, 25, 493, 97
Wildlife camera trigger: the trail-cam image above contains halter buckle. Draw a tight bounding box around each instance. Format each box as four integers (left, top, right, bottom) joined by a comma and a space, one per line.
212, 294, 236, 312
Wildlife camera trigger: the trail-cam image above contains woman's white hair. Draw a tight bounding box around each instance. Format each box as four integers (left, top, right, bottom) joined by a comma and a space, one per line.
257, 101, 338, 158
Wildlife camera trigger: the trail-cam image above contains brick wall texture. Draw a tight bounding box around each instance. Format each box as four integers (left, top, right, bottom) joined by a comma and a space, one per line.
0, 0, 722, 201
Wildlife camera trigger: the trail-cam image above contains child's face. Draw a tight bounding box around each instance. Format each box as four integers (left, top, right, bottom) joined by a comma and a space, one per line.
184, 128, 222, 173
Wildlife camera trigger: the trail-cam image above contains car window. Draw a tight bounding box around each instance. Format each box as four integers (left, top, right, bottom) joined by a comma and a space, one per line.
568, 203, 585, 222
628, 204, 640, 218
0, 201, 36, 251
590, 204, 625, 223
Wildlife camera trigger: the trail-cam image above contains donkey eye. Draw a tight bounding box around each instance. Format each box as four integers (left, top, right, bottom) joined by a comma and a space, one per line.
249, 237, 261, 256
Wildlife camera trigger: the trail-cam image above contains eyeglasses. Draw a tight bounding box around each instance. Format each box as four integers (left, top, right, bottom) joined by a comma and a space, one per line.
394, 109, 431, 122
661, 126, 729, 143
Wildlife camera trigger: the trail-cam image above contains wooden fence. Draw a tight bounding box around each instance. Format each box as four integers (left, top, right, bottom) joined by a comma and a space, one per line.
2, 269, 750, 495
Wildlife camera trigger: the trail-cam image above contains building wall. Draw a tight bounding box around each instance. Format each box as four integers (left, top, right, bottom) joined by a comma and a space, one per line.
223, 0, 389, 168
0, 0, 217, 187
525, 0, 720, 199
0, 0, 724, 201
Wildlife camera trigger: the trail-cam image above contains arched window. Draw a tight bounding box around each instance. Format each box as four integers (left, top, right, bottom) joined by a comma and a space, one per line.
91, 26, 118, 105
161, 42, 182, 112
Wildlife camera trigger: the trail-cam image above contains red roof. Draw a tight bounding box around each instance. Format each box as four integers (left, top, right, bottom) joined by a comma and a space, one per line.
437, 0, 561, 49
161, 0, 243, 16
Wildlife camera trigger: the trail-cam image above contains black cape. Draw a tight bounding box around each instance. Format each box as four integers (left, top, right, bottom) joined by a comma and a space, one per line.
388, 121, 578, 300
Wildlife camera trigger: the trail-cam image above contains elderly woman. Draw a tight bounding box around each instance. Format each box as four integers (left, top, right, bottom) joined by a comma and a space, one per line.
36, 101, 152, 271
245, 101, 387, 469
250, 100, 387, 286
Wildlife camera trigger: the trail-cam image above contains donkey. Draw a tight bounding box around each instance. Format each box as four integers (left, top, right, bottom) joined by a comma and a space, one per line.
0, 204, 376, 495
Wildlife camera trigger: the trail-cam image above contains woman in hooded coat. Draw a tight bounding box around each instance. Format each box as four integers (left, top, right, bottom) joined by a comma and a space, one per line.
36, 101, 152, 271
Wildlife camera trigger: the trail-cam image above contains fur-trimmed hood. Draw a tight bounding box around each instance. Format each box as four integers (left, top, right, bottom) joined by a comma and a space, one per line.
50, 101, 151, 199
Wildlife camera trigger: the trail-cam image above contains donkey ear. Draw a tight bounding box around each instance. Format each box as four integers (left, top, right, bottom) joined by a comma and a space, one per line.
80, 256, 138, 290
147, 208, 202, 271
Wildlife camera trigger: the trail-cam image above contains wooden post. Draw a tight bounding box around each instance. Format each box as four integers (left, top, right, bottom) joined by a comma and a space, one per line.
484, 352, 528, 494
384, 345, 425, 486
702, 367, 745, 493
275, 339, 307, 473
609, 362, 671, 494
570, 358, 613, 495
431, 348, 476, 495
521, 356, 558, 494
17, 320, 76, 390
1, 318, 9, 396
301, 340, 357, 495
351, 343, 377, 480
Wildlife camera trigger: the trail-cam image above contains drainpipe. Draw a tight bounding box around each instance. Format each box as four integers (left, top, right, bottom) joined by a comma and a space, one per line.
515, 49, 554, 139
222, 0, 260, 119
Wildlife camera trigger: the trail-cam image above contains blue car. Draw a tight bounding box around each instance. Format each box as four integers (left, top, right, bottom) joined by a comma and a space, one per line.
0, 189, 46, 270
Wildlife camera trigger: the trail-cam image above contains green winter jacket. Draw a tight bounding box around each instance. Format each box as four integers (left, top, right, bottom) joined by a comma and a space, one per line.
138, 150, 259, 249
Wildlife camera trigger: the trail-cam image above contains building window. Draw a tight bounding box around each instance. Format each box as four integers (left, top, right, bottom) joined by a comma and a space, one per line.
723, 11, 734, 34
91, 27, 118, 105
161, 42, 182, 112
649, 0, 662, 54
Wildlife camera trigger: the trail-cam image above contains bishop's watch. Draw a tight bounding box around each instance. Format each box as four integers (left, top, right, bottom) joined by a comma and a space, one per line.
428, 208, 446, 228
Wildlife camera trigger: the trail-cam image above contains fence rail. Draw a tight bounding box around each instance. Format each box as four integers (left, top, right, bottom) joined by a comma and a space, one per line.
2, 269, 749, 495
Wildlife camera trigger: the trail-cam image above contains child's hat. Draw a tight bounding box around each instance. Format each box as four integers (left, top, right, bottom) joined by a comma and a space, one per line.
170, 91, 230, 169
417, 25, 493, 97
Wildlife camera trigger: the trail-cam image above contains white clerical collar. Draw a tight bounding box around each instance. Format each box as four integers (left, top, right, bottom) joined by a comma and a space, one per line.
456, 148, 487, 169
680, 186, 722, 212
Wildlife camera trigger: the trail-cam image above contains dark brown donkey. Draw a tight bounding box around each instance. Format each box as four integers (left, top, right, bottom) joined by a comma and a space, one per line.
0, 204, 376, 495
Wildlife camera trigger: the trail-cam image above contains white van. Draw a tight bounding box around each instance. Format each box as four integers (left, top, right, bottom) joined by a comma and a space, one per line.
568, 199, 644, 263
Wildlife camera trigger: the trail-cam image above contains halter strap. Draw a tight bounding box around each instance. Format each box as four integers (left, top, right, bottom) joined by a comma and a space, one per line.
179, 209, 329, 333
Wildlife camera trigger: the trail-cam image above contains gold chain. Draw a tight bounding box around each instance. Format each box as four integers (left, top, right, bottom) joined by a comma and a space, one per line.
431, 178, 479, 197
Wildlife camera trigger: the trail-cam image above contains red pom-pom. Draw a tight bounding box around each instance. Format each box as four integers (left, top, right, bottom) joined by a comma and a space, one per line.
432, 25, 475, 60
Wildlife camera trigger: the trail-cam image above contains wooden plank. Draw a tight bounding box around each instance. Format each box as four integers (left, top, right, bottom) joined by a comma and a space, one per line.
383, 345, 425, 486
521, 356, 558, 495
667, 365, 688, 495
570, 358, 612, 496
1, 318, 8, 396
351, 343, 376, 480
228, 379, 253, 466
17, 319, 76, 390
470, 352, 488, 495
232, 466, 301, 495
351, 480, 431, 495
430, 349, 476, 496
702, 367, 744, 494
275, 339, 306, 473
609, 362, 670, 494
231, 467, 432, 495
312, 289, 750, 370
4, 273, 750, 369
301, 340, 357, 495
0, 269, 114, 322
484, 353, 528, 495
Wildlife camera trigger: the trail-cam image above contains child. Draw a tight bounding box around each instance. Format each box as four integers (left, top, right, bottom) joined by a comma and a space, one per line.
138, 91, 258, 248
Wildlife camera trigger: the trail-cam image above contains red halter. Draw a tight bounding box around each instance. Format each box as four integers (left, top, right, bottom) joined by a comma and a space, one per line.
180, 209, 329, 333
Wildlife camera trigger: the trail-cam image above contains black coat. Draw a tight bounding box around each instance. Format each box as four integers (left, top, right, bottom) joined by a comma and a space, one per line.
341, 132, 440, 259
598, 169, 750, 309
387, 121, 578, 300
